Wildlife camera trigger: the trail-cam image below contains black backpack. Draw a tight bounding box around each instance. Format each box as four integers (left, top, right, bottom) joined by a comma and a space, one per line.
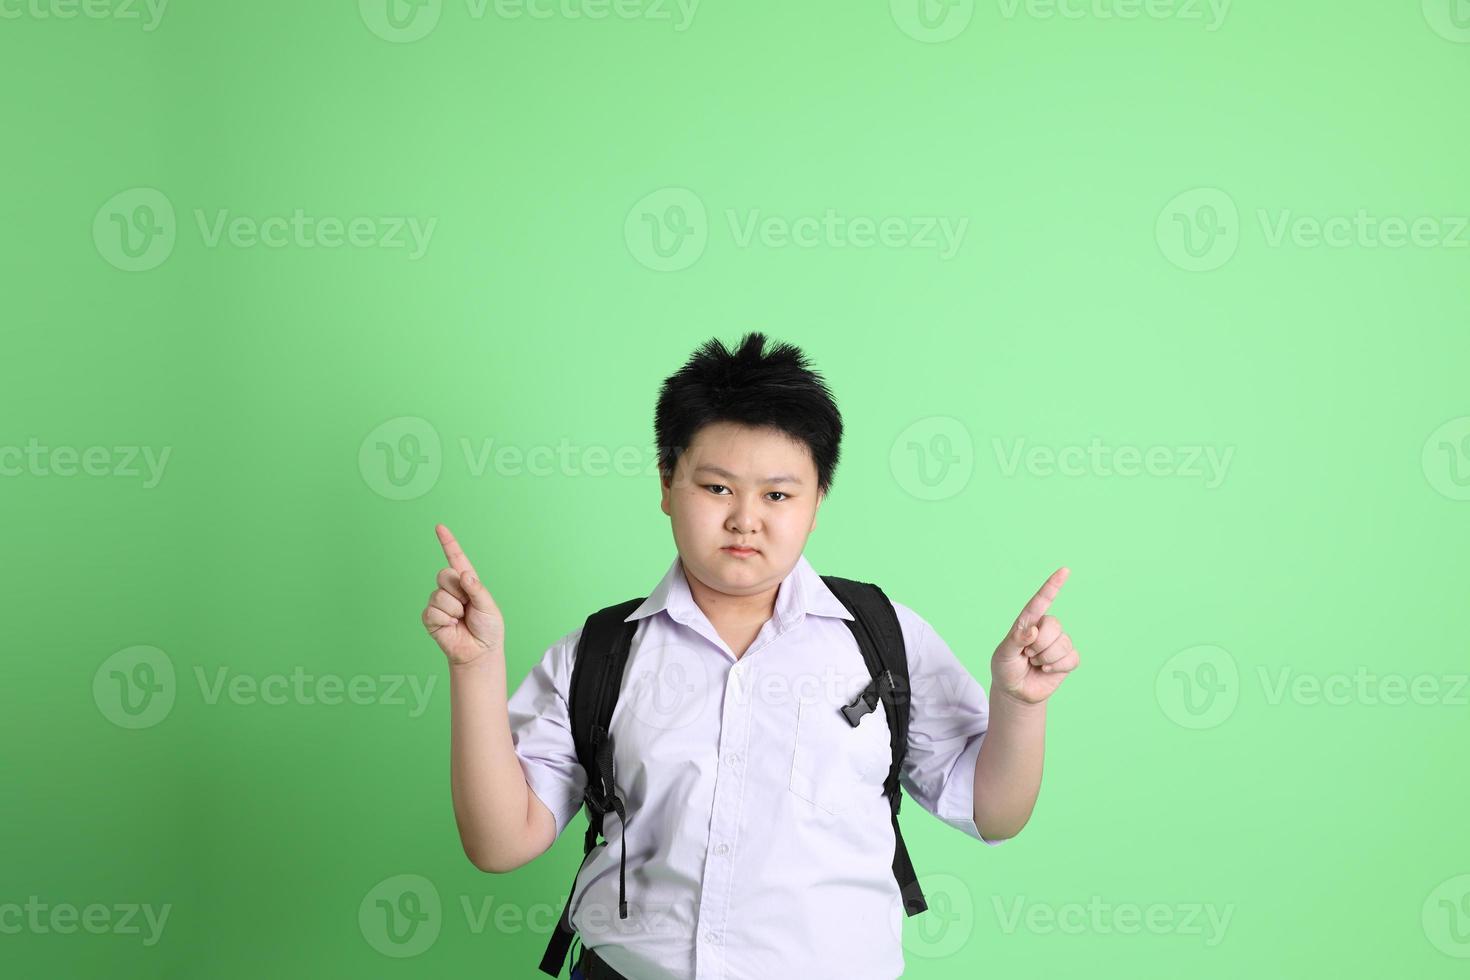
538, 575, 928, 977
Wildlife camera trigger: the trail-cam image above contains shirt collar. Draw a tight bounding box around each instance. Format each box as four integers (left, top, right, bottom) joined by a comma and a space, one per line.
624, 551, 855, 629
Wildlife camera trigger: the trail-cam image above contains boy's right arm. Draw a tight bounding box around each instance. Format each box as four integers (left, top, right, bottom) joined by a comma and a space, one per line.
448, 656, 558, 872
426, 524, 557, 874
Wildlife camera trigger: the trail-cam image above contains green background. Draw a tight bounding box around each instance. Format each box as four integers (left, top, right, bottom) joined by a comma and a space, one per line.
3, 0, 1469, 977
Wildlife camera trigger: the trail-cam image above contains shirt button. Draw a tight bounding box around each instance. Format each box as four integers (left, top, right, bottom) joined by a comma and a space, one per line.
705, 931, 721, 944
714, 843, 729, 855
727, 752, 742, 767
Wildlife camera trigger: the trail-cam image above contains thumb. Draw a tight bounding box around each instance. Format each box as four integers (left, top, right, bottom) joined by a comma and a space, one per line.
461, 572, 495, 612
459, 572, 502, 649
998, 619, 1037, 659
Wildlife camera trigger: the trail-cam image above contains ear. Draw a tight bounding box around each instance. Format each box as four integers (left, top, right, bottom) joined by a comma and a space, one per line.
660, 471, 672, 517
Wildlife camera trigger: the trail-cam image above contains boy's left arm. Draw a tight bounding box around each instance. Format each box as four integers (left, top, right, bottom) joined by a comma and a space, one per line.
973, 567, 1080, 842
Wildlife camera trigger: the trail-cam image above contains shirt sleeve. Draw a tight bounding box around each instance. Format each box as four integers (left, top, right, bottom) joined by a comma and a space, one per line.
889, 600, 1007, 847
505, 626, 587, 841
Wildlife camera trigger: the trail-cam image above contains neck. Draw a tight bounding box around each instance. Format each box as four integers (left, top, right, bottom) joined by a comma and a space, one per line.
681, 558, 780, 625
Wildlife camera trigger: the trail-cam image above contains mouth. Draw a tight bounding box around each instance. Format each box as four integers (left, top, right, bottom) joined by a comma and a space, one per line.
722, 546, 759, 557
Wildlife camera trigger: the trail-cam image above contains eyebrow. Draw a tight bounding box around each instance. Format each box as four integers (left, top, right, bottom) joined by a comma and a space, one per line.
693, 465, 803, 486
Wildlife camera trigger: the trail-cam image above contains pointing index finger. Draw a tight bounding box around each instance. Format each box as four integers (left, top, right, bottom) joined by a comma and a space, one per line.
1014, 566, 1070, 632
435, 523, 479, 578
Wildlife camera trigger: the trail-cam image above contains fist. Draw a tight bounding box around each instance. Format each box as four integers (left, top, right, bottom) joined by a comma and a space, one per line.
422, 524, 506, 667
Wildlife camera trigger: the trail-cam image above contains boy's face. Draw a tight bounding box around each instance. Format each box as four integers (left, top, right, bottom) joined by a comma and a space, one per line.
660, 421, 824, 608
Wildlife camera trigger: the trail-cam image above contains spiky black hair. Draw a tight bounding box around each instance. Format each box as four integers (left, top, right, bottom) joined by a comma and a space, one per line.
654, 332, 844, 496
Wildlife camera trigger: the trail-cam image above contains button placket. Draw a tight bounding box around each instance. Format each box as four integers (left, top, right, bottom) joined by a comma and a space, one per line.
693, 663, 750, 979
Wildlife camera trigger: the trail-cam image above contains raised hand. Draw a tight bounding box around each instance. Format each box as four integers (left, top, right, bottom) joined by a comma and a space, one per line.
422, 524, 506, 667
990, 567, 1079, 704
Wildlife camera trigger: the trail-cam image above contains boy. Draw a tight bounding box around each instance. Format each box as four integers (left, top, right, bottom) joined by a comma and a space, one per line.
423, 333, 1079, 979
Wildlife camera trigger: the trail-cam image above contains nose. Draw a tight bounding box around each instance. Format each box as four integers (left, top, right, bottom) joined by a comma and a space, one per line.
728, 500, 759, 536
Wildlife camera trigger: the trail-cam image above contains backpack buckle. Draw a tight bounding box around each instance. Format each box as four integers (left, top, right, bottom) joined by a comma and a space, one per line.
841, 669, 894, 726
582, 783, 609, 818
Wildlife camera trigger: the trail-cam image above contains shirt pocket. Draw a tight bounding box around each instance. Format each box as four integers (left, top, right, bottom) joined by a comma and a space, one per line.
788, 691, 892, 816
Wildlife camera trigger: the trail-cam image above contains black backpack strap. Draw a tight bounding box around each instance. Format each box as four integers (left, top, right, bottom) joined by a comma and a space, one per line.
538, 597, 645, 978
821, 575, 928, 917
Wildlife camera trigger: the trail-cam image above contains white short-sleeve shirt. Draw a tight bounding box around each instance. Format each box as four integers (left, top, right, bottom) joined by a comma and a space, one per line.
506, 551, 1004, 980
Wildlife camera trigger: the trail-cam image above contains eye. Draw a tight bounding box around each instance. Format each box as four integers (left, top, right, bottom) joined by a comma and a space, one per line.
703, 485, 789, 502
